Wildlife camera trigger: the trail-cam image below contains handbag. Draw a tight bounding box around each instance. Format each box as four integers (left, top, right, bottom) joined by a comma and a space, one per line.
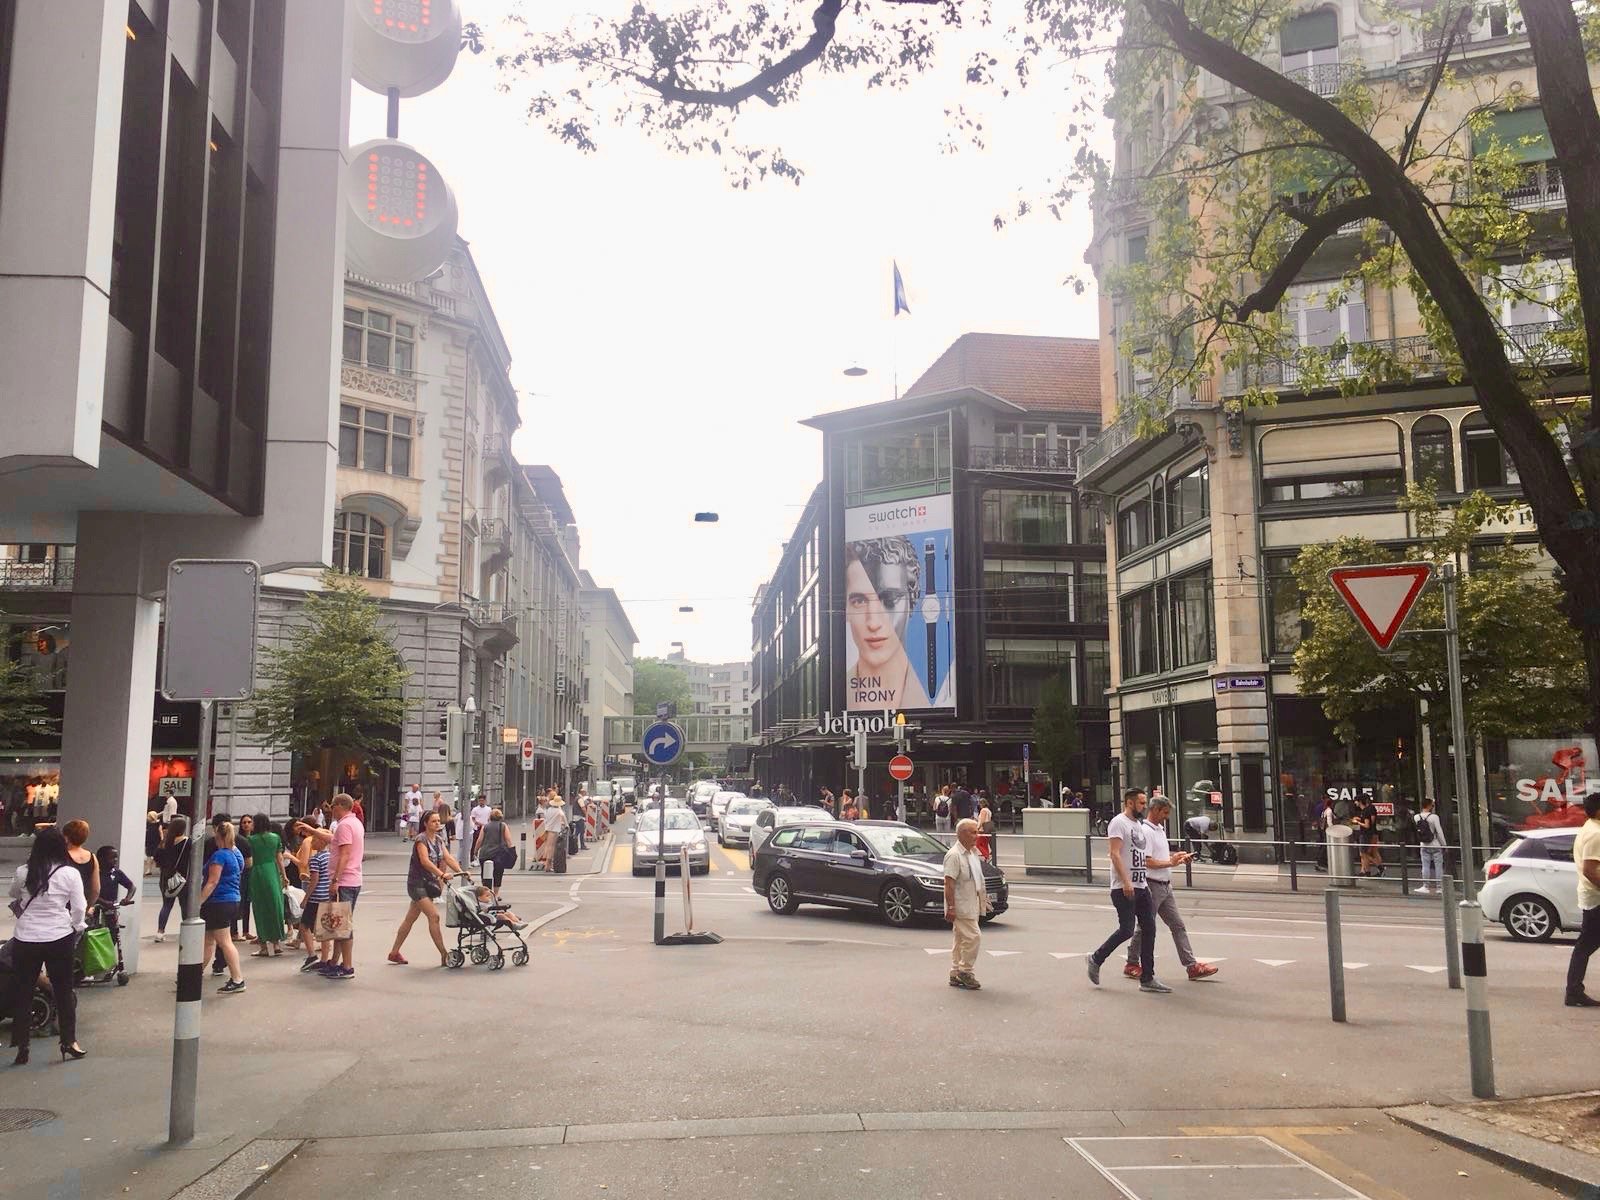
78, 926, 117, 976
422, 876, 443, 899
162, 871, 187, 898
283, 884, 306, 921
312, 899, 353, 941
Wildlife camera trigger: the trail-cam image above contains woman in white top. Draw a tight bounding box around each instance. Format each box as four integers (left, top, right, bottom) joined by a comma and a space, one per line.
8, 827, 88, 1064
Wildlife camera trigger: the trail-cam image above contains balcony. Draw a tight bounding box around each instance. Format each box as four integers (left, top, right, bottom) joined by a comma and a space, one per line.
466, 602, 519, 657
1077, 392, 1211, 479
483, 434, 516, 483
1504, 160, 1564, 210
1284, 61, 1363, 97
969, 445, 1078, 473
0, 556, 74, 591
480, 517, 512, 567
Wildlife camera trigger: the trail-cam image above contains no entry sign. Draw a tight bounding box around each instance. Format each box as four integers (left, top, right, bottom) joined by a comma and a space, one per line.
888, 754, 914, 781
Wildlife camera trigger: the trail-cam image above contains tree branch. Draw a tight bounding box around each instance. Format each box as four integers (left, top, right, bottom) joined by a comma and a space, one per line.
1234, 195, 1378, 321
629, 0, 844, 108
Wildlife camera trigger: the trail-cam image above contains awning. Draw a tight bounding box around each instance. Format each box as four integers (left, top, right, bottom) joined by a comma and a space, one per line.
1471, 107, 1552, 163
1259, 419, 1402, 479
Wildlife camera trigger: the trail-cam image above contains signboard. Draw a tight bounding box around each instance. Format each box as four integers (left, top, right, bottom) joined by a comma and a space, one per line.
1214, 676, 1266, 692
344, 139, 459, 286
642, 721, 685, 768
1327, 563, 1434, 652
555, 595, 569, 696
1371, 801, 1396, 817
843, 494, 955, 712
520, 738, 536, 773
1022, 741, 1031, 781
160, 560, 260, 701
157, 777, 193, 798
888, 754, 914, 782
1209, 791, 1223, 807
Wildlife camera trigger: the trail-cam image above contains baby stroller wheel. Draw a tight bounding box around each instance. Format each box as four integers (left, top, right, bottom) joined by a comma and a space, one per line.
512, 947, 529, 967
446, 949, 465, 969
31, 986, 55, 1035
116, 972, 129, 987
470, 944, 489, 965
1217, 843, 1239, 865
489, 949, 505, 971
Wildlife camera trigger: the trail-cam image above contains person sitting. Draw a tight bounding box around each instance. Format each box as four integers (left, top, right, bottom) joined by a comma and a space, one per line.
473, 885, 528, 931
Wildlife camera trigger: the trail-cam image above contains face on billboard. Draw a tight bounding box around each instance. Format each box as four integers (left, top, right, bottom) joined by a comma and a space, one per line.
846, 553, 912, 671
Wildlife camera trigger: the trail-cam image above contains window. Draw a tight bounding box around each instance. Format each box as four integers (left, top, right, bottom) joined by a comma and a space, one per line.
1152, 475, 1166, 542
1126, 233, 1148, 264
1120, 588, 1159, 678
1079, 560, 1108, 623
338, 404, 412, 475
1410, 416, 1455, 490
985, 638, 1078, 708
342, 306, 416, 374
332, 511, 386, 579
1084, 640, 1110, 700
1260, 420, 1405, 503
1117, 491, 1151, 558
1485, 258, 1572, 361
1167, 568, 1214, 668
1265, 551, 1308, 656
1283, 280, 1368, 378
1462, 413, 1520, 489
1167, 461, 1209, 534
842, 418, 951, 503
1281, 9, 1338, 72
981, 490, 1073, 544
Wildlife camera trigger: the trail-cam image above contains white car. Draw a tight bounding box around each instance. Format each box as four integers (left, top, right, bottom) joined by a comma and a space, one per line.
718, 797, 773, 847
1478, 828, 1583, 941
748, 804, 836, 861
709, 790, 744, 825
632, 807, 710, 875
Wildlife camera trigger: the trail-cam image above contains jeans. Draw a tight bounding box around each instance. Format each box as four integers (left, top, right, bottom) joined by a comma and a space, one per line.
10, 933, 76, 1051
1126, 879, 1195, 969
1566, 905, 1600, 998
1093, 887, 1155, 982
1420, 847, 1444, 885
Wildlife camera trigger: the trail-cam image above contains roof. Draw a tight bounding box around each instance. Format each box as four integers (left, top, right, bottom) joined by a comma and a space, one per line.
800, 386, 1023, 433
903, 333, 1100, 415
521, 465, 575, 526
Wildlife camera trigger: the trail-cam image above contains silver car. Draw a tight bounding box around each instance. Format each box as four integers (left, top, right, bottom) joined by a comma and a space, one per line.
632, 808, 710, 875
748, 805, 836, 861
718, 797, 774, 847
709, 790, 744, 825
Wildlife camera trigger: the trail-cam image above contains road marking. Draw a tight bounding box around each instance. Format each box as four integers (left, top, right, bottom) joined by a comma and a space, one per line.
1187, 930, 1315, 940
1254, 959, 1295, 967
610, 845, 633, 875
986, 950, 1021, 957
1049, 952, 1085, 959
1180, 1127, 1400, 1200
1407, 964, 1448, 974
1345, 962, 1368, 969
1067, 1134, 1372, 1200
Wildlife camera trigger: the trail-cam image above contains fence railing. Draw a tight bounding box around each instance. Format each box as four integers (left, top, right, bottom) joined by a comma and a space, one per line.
0, 558, 74, 590
969, 444, 1079, 473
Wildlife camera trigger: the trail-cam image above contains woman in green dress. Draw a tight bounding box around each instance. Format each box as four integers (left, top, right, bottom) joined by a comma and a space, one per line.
246, 812, 289, 955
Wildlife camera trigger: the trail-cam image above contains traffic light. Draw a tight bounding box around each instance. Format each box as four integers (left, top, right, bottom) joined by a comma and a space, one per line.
444, 707, 466, 767
577, 729, 591, 768
559, 725, 579, 771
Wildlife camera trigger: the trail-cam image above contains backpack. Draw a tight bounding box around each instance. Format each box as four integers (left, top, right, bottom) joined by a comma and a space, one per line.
1414, 812, 1436, 845
935, 797, 949, 818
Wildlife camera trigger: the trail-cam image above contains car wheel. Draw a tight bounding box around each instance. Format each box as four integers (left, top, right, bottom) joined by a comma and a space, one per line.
880, 881, 916, 927
766, 873, 798, 915
1503, 894, 1557, 942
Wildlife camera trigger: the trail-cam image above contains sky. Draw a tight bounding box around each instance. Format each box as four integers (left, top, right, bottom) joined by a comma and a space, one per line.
350, 2, 1108, 664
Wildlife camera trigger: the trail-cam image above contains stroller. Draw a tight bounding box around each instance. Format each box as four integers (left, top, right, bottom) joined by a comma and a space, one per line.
0, 941, 57, 1040
442, 873, 529, 970
1183, 811, 1239, 866
77, 899, 131, 987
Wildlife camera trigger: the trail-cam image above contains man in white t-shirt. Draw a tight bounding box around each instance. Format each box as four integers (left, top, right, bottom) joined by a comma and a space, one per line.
1124, 795, 1216, 982
469, 796, 492, 854
1565, 792, 1600, 1007
942, 818, 993, 990
1086, 788, 1169, 993
160, 793, 178, 825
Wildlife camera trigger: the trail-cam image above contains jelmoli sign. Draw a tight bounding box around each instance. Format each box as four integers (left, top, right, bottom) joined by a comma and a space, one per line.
816, 710, 896, 735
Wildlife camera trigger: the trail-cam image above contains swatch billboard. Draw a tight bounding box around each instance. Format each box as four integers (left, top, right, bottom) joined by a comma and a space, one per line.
843, 494, 956, 712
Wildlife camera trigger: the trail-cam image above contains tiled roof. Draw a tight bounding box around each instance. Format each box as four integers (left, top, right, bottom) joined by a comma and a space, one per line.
903, 333, 1100, 415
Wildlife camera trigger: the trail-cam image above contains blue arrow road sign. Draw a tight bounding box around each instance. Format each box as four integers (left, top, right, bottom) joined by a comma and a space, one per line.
642, 720, 685, 767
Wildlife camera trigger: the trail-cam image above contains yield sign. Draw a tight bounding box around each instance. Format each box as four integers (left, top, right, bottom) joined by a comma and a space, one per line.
1327, 563, 1434, 651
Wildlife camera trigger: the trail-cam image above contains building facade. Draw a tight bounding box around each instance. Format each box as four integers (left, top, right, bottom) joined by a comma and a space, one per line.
1082, 3, 1597, 852
580, 574, 638, 781
751, 333, 1111, 809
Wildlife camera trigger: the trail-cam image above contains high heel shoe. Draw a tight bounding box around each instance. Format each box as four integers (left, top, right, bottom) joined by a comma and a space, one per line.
12, 1047, 28, 1066
60, 1043, 86, 1062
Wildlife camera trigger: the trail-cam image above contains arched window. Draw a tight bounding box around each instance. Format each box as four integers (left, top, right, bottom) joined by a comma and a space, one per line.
1411, 416, 1455, 491
333, 511, 387, 579
1461, 414, 1520, 491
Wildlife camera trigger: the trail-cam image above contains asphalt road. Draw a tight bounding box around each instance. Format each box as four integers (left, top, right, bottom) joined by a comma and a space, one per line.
0, 820, 1584, 1200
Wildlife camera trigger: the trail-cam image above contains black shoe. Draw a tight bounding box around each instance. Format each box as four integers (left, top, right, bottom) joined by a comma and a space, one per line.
1565, 992, 1600, 1008
60, 1043, 86, 1061
12, 1047, 27, 1066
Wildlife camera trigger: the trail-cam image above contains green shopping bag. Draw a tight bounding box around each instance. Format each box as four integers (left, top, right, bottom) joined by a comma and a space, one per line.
79, 927, 117, 975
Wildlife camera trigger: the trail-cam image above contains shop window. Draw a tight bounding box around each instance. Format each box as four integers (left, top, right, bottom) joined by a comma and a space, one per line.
981, 490, 1073, 545
343, 306, 416, 374
1117, 490, 1152, 558
339, 404, 413, 475
1120, 588, 1159, 678
1461, 413, 1520, 490
1265, 551, 1308, 656
1166, 460, 1209, 534
1078, 560, 1108, 623
985, 638, 1078, 708
1410, 416, 1456, 491
1260, 420, 1404, 503
842, 417, 951, 503
1167, 568, 1214, 668
332, 511, 386, 579
1152, 475, 1166, 541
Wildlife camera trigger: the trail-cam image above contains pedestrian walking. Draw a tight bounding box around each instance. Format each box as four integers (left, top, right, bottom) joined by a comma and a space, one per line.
952, 781, 974, 825
1564, 792, 1600, 1007
934, 785, 952, 834
404, 787, 422, 842
1122, 795, 1216, 981
307, 793, 364, 980
1086, 789, 1169, 993
144, 810, 161, 876
1413, 798, 1445, 894
198, 821, 247, 995
7, 827, 88, 1064
61, 819, 100, 908
474, 807, 515, 898
541, 791, 568, 870
469, 794, 492, 847
154, 817, 191, 942
231, 813, 256, 944
160, 791, 179, 827
390, 809, 461, 966
245, 813, 290, 957
942, 817, 993, 990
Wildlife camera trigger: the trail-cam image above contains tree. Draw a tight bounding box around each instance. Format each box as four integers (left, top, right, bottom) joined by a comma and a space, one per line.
246, 572, 412, 766
1292, 486, 1586, 744
481, 0, 1600, 738
632, 657, 694, 716
0, 654, 48, 746
1031, 672, 1083, 797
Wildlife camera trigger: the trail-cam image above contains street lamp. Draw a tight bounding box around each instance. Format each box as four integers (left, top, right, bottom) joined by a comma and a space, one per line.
842, 364, 868, 377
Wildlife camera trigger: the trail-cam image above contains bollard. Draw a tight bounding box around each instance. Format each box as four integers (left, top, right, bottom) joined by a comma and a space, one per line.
1289, 842, 1298, 893
1459, 902, 1496, 1098
1184, 851, 1193, 888
1400, 844, 1410, 897
1442, 874, 1462, 990
653, 858, 666, 944
1325, 889, 1347, 1023
519, 831, 527, 872
167, 917, 205, 1143
680, 846, 693, 931
1085, 831, 1093, 885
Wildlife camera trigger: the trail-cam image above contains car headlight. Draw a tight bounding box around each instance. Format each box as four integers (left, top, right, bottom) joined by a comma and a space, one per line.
914, 875, 944, 889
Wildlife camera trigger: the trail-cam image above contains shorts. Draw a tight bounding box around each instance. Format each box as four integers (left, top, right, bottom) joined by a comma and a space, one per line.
406, 882, 437, 902
337, 886, 361, 910
300, 900, 321, 931
201, 901, 236, 931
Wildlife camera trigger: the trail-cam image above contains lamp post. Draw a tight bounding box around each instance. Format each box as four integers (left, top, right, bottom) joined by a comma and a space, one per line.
461, 693, 477, 847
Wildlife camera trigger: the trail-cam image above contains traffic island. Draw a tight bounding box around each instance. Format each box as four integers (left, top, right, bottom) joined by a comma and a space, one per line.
1388, 1093, 1600, 1195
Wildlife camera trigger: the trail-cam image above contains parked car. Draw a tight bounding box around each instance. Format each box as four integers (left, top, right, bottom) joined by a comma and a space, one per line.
752, 820, 1008, 928
1479, 828, 1582, 941
748, 805, 835, 860
633, 807, 710, 875
718, 797, 773, 847
709, 791, 744, 826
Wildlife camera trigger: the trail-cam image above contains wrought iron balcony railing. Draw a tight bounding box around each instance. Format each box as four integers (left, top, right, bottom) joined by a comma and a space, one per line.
1284, 61, 1364, 97
0, 557, 74, 590
969, 445, 1079, 473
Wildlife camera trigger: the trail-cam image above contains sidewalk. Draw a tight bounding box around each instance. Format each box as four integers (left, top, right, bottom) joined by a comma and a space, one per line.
1391, 1093, 1600, 1194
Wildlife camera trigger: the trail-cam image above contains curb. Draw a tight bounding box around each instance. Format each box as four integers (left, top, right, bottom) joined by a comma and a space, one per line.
171, 1138, 304, 1200
1386, 1103, 1600, 1195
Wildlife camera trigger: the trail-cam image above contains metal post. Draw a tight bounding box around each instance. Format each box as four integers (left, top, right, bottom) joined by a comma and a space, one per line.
1460, 902, 1496, 1097
519, 831, 527, 872
655, 773, 667, 944
385, 86, 399, 139
1442, 564, 1479, 900
1443, 874, 1462, 990
1289, 841, 1298, 892
680, 846, 693, 931
1400, 841, 1410, 897
897, 779, 906, 824
1085, 830, 1094, 885
169, 699, 214, 1144
1325, 889, 1346, 1023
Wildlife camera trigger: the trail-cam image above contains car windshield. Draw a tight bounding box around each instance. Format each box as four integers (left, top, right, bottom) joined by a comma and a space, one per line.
857, 826, 949, 860
637, 810, 701, 833
729, 799, 767, 816
594, 782, 614, 797
776, 809, 831, 824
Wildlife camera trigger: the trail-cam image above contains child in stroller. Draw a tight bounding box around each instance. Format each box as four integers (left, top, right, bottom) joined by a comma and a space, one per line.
442, 874, 530, 969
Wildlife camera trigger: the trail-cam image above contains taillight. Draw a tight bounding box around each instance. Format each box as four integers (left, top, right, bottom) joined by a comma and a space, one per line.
1486, 862, 1511, 880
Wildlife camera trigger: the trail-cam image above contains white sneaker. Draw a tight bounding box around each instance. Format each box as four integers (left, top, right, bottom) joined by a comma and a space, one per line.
1414, 887, 1430, 895
153, 933, 164, 943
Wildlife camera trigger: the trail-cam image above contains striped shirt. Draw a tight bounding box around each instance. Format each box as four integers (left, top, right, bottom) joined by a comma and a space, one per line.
308, 849, 331, 901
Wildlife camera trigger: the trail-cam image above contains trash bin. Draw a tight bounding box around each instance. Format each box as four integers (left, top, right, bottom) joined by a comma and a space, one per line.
1326, 825, 1355, 888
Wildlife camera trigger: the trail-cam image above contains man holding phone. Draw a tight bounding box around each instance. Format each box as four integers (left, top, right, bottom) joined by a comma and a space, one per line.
1086, 789, 1169, 993
1124, 795, 1217, 981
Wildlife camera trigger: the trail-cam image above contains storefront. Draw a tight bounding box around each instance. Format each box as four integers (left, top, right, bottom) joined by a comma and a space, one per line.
1482, 735, 1598, 843
1273, 696, 1422, 842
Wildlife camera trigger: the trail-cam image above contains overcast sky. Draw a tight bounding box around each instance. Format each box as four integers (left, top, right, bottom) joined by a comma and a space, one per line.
350, 2, 1107, 664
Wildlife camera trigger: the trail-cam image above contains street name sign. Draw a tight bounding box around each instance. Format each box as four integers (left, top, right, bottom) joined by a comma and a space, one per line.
888, 754, 914, 781
1327, 562, 1434, 652
642, 720, 685, 767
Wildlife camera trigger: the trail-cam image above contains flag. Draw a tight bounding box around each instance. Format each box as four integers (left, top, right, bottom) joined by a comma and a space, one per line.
892, 260, 911, 317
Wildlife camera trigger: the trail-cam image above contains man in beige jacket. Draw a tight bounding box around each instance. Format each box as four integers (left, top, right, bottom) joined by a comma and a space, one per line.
942, 818, 993, 990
